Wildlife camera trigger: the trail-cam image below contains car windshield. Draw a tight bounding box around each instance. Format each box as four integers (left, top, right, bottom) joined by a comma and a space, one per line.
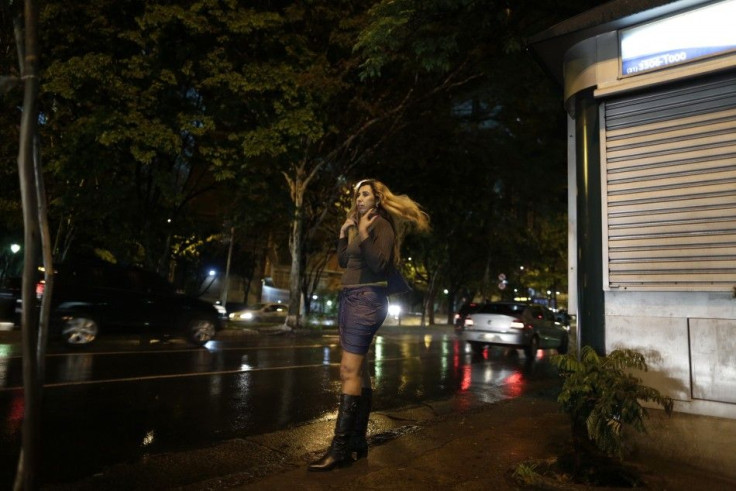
478, 303, 525, 315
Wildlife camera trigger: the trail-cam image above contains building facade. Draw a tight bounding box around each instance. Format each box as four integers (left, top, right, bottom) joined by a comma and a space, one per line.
530, 0, 736, 421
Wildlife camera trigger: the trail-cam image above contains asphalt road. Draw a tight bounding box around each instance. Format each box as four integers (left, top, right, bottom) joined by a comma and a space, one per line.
0, 324, 562, 487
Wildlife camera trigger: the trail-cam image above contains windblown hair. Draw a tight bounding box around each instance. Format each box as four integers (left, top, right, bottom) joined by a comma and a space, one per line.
348, 179, 430, 265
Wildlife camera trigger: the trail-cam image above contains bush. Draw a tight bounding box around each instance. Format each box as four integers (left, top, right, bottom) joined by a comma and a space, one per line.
552, 346, 674, 460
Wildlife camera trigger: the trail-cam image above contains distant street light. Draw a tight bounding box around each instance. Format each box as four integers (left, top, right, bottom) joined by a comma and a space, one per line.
10, 244, 20, 254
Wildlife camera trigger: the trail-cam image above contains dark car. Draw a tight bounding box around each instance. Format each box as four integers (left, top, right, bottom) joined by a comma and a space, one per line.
453, 301, 481, 332
554, 309, 572, 327
0, 277, 21, 329
462, 301, 568, 358
35, 261, 221, 346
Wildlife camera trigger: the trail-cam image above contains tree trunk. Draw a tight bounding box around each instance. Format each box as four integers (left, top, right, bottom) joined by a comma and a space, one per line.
284, 165, 306, 330
283, 159, 325, 330
219, 226, 234, 306
15, 2, 44, 489
286, 197, 303, 329
423, 264, 441, 326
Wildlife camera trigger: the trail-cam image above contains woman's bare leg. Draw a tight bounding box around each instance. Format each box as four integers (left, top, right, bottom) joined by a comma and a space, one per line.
340, 351, 365, 395
360, 356, 371, 389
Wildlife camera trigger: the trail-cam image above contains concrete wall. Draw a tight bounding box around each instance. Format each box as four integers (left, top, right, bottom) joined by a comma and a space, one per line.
629, 405, 736, 482
605, 290, 736, 420
606, 291, 736, 479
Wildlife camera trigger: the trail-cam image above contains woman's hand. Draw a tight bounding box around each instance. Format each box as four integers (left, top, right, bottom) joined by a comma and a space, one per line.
358, 209, 378, 240
339, 215, 357, 238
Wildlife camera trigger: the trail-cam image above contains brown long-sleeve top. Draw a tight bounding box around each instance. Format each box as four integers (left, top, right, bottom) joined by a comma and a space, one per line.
337, 215, 395, 287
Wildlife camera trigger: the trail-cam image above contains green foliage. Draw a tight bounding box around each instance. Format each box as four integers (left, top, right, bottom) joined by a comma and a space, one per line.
512, 461, 544, 486
553, 346, 674, 459
1, 0, 608, 300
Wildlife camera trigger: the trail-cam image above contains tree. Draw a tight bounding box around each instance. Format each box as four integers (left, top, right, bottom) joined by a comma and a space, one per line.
0, 5, 23, 246
37, 1, 239, 272
348, 0, 608, 315
0, 0, 611, 329
3, 0, 55, 488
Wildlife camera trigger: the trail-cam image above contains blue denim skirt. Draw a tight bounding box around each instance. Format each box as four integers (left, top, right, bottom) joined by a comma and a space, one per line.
338, 285, 389, 355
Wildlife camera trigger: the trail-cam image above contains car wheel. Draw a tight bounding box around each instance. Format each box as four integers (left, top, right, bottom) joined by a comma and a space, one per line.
62, 314, 99, 345
558, 333, 569, 354
524, 336, 539, 359
187, 317, 216, 346
469, 341, 486, 354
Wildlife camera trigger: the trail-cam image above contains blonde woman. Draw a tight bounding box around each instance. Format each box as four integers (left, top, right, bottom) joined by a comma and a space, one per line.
309, 179, 429, 471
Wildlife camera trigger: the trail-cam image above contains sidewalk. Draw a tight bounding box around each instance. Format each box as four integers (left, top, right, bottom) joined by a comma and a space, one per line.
46, 384, 736, 490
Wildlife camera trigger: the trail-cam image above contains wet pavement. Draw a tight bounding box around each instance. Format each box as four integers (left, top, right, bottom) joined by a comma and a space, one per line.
32, 324, 736, 491
0, 320, 557, 489
1, 322, 558, 487
42, 379, 736, 491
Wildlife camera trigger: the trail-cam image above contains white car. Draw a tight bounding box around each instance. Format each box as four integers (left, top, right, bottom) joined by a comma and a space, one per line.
228, 303, 287, 323
463, 302, 569, 358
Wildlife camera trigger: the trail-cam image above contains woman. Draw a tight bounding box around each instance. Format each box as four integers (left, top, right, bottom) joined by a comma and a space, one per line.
308, 179, 429, 472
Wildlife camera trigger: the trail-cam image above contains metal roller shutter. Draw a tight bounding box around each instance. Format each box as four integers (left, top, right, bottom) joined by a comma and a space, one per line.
603, 72, 736, 290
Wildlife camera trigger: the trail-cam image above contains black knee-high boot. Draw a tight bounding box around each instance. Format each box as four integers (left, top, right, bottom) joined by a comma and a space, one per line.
351, 387, 372, 460
308, 393, 360, 472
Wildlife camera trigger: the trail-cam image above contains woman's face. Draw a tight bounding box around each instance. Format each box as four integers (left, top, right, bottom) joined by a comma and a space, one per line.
355, 184, 377, 216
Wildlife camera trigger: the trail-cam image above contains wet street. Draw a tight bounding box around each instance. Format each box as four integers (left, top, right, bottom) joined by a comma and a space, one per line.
0, 324, 562, 487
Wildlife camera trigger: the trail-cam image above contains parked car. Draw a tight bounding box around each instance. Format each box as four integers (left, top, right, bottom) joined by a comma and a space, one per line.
462, 301, 569, 358
554, 308, 572, 327
0, 277, 21, 329
453, 301, 482, 332
213, 302, 228, 321
228, 302, 287, 323
32, 261, 222, 346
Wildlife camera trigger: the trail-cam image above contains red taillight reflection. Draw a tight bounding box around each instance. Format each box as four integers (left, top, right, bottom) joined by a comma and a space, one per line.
36, 281, 45, 299
6, 391, 24, 435
504, 372, 524, 397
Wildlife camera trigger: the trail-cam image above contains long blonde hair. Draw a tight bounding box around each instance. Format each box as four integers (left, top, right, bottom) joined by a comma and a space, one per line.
348, 179, 430, 265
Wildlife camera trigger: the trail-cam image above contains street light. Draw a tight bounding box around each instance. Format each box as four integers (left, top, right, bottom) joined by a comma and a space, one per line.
10, 244, 20, 254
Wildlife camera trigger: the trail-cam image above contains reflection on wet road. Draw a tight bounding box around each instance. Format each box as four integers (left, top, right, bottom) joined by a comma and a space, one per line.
0, 326, 560, 486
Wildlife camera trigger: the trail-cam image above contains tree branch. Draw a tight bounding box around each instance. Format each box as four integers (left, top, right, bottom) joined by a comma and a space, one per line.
0, 76, 20, 93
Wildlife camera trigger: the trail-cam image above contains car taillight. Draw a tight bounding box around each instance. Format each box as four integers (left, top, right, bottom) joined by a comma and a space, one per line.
464, 316, 474, 328
35, 281, 45, 299
510, 318, 527, 329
